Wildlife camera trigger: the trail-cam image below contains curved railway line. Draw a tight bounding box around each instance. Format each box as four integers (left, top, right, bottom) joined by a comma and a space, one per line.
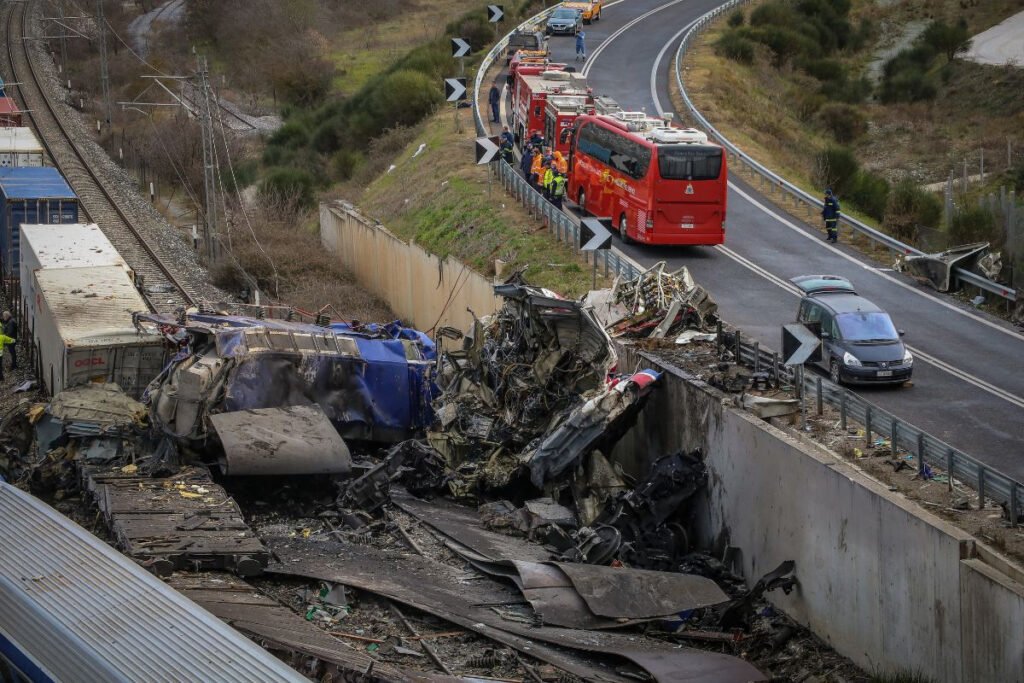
5, 0, 196, 313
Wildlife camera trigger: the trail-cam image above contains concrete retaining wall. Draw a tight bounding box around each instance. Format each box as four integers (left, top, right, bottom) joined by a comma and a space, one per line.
614, 345, 1024, 682
319, 201, 500, 331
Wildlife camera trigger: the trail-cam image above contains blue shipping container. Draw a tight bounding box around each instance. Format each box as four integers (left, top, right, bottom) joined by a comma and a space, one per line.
0, 167, 78, 277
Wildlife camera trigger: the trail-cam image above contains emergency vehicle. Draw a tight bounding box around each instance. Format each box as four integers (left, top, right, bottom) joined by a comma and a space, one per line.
511, 67, 589, 147
543, 94, 595, 154
567, 112, 728, 245
507, 49, 550, 87
562, 0, 602, 23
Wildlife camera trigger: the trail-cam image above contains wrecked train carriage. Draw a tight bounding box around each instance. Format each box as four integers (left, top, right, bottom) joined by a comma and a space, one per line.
137, 314, 438, 450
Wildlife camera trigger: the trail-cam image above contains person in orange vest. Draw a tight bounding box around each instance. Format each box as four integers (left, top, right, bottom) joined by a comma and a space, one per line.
530, 149, 545, 190
553, 150, 568, 174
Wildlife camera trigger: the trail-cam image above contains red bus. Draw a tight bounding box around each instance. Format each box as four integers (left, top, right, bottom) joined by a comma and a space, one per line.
567, 112, 727, 245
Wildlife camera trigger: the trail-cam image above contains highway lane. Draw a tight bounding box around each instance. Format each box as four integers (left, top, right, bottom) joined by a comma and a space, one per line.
511, 0, 1024, 478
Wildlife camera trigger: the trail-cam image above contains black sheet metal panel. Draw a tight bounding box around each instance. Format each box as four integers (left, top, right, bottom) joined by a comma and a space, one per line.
393, 489, 551, 562
266, 538, 767, 683
210, 405, 352, 475
554, 562, 728, 619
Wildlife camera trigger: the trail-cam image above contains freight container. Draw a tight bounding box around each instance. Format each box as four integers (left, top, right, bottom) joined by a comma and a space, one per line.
0, 97, 21, 127
19, 223, 133, 339
0, 127, 44, 167
33, 266, 164, 398
0, 167, 78, 278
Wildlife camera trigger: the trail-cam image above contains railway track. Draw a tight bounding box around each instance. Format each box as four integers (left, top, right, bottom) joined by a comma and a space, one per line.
5, 0, 196, 313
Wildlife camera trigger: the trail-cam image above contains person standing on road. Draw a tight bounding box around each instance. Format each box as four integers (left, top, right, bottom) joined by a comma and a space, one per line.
576, 30, 586, 62
822, 188, 840, 242
1, 311, 16, 371
500, 139, 515, 165
489, 81, 501, 124
530, 149, 545, 190
0, 329, 14, 381
551, 170, 567, 210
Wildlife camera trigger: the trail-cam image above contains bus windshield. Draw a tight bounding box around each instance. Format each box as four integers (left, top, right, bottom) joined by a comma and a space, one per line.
657, 146, 723, 181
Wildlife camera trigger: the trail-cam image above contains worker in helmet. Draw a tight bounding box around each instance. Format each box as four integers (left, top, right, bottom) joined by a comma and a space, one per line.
553, 150, 568, 174
530, 148, 546, 190
551, 170, 567, 210
822, 188, 840, 242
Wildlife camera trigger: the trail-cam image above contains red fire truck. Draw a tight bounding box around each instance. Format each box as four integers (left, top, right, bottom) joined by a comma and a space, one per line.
567, 112, 728, 246
543, 94, 595, 155
511, 67, 590, 147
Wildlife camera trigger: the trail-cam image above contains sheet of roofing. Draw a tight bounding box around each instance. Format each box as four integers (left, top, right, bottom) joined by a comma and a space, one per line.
0, 166, 74, 198
35, 265, 148, 340
0, 481, 304, 682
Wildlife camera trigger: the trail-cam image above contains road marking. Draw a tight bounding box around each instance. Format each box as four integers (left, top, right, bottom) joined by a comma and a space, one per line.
582, 0, 689, 78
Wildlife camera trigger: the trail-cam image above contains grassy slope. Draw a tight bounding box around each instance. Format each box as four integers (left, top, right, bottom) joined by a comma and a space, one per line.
355, 111, 610, 298
678, 0, 1024, 215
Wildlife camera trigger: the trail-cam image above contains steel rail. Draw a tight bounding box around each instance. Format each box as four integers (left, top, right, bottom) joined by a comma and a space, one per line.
671, 0, 1016, 304
6, 1, 197, 313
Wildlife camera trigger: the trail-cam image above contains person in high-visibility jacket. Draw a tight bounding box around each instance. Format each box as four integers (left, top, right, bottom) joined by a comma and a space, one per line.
822, 188, 840, 242
551, 170, 567, 210
553, 150, 568, 174
530, 150, 545, 190
542, 162, 555, 200
0, 328, 14, 381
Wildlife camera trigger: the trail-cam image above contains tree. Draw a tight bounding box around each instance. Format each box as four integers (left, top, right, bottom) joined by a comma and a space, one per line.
922, 19, 972, 63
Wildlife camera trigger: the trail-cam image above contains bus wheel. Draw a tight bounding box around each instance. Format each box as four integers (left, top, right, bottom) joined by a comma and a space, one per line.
619, 214, 633, 244
577, 188, 586, 212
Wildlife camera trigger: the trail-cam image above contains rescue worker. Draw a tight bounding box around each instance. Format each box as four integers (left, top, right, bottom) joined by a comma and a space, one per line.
822, 188, 840, 242
528, 130, 544, 148
499, 139, 515, 165
576, 30, 586, 62
553, 150, 568, 174
0, 328, 13, 381
530, 148, 545, 190
542, 161, 556, 200
500, 125, 514, 149
551, 170, 567, 210
488, 81, 501, 124
520, 142, 535, 179
1, 311, 15, 371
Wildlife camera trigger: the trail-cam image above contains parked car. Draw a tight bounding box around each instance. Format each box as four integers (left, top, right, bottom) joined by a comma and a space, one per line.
792, 275, 913, 386
546, 7, 583, 35
562, 0, 602, 23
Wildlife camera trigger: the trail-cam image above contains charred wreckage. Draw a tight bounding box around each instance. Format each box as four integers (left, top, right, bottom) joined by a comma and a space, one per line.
1, 271, 829, 681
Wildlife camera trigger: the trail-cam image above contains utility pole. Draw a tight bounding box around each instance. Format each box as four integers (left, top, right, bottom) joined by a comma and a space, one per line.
56, 0, 68, 74
95, 0, 112, 128
196, 55, 219, 262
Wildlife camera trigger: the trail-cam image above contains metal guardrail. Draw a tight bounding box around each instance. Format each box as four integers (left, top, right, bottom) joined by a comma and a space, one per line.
672, 1, 1017, 304
720, 327, 1022, 524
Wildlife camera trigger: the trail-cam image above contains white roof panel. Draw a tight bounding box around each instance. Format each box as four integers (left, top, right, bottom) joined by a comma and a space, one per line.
21, 223, 128, 271
35, 265, 151, 345
0, 126, 43, 153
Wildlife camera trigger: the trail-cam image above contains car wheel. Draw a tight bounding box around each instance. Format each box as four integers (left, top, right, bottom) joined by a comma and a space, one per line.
577, 188, 586, 212
829, 359, 842, 385
619, 214, 633, 244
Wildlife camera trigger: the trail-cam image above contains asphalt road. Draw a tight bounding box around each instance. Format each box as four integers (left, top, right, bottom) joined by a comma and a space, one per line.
503, 0, 1024, 479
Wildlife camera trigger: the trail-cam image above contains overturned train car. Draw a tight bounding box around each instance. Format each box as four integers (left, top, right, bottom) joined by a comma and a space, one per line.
137, 313, 437, 473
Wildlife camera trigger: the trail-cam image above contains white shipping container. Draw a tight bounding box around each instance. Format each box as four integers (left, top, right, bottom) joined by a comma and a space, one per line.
19, 223, 133, 337
0, 127, 45, 167
33, 266, 165, 398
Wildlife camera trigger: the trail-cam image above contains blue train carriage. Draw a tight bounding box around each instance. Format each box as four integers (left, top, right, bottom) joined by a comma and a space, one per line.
0, 167, 78, 282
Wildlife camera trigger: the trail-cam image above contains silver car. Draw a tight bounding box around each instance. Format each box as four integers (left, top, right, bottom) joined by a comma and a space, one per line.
546, 8, 583, 35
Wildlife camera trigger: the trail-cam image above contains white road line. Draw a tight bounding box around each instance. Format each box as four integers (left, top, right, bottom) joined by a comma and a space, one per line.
644, 22, 1024, 408
582, 0, 689, 78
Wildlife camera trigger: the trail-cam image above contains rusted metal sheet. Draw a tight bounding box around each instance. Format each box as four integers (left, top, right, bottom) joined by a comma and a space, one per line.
554, 562, 728, 619
83, 463, 269, 576
210, 405, 352, 475
267, 537, 766, 683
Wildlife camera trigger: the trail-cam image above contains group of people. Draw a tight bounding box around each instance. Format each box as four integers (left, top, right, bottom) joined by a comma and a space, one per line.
519, 132, 568, 209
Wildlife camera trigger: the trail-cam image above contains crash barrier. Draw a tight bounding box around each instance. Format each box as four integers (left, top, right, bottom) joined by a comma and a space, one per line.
673, 0, 1017, 305
613, 343, 1024, 683
494, 159, 643, 281
0, 481, 301, 682
319, 201, 500, 332
720, 326, 1023, 525
473, 6, 559, 137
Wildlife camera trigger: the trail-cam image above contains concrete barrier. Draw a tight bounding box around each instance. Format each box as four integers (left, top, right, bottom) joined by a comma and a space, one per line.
319, 201, 500, 332
613, 344, 1024, 682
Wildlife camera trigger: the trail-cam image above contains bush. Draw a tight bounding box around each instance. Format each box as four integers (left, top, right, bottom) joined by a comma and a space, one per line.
715, 31, 755, 64
814, 145, 859, 197
949, 206, 1001, 246
727, 10, 744, 27
883, 179, 942, 242
878, 65, 936, 103
259, 167, 317, 208
792, 89, 827, 122
800, 57, 846, 82
747, 25, 820, 66
848, 172, 889, 221
820, 75, 871, 103
310, 121, 342, 155
365, 70, 442, 131
749, 3, 797, 27
330, 149, 364, 181
817, 103, 867, 143
921, 19, 971, 62
267, 121, 310, 150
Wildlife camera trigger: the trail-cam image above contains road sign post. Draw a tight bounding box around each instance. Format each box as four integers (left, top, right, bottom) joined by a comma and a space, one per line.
580, 218, 612, 289
488, 5, 504, 39
476, 135, 501, 199
781, 323, 821, 430
451, 38, 470, 76
444, 77, 467, 132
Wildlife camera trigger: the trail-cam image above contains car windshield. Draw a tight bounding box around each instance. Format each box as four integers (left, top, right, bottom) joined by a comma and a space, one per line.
552, 9, 577, 18
836, 311, 898, 342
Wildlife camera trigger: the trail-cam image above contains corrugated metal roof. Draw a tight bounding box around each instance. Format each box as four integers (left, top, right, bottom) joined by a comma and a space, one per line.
0, 97, 19, 114
0, 482, 303, 682
22, 223, 127, 271
0, 167, 75, 199
0, 127, 42, 153
35, 266, 150, 343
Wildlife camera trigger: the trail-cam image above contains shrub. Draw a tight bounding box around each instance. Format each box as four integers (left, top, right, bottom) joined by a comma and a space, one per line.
817, 103, 867, 143
949, 206, 1001, 246
820, 75, 871, 103
310, 121, 342, 155
921, 19, 971, 62
1007, 163, 1024, 192
814, 145, 859, 197
749, 3, 796, 27
883, 179, 942, 242
267, 121, 310, 150
878, 65, 936, 103
848, 172, 889, 221
259, 167, 316, 208
330, 149, 364, 181
715, 31, 755, 64
727, 10, 744, 27
748, 25, 820, 66
800, 57, 846, 82
792, 89, 827, 122
366, 70, 442, 130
